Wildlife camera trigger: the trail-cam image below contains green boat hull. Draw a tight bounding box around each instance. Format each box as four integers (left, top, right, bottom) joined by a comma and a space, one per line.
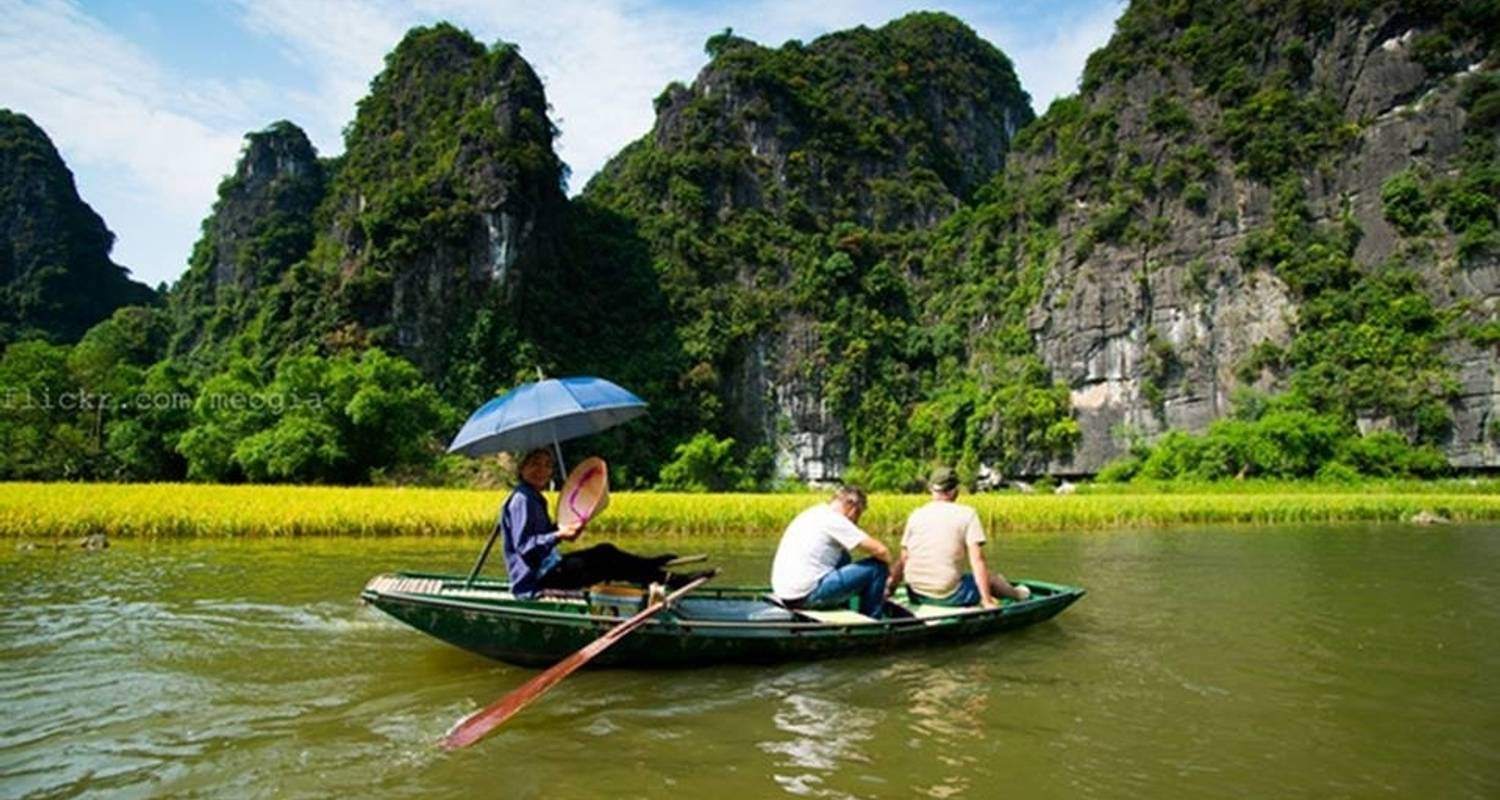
361, 572, 1086, 668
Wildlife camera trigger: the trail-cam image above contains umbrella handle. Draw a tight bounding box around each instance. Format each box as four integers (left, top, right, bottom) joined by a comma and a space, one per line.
533, 368, 568, 480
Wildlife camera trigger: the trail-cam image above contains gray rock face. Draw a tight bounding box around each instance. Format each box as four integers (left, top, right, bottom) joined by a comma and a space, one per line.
206, 122, 323, 293
652, 28, 1029, 230
1023, 7, 1498, 473
762, 322, 850, 483
333, 35, 566, 377
1340, 72, 1499, 467
621, 16, 1035, 479
167, 121, 324, 359
170, 26, 569, 393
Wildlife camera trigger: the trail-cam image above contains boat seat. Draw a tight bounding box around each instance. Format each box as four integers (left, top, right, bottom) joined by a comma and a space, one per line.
902, 603, 975, 620
760, 593, 883, 625
794, 608, 882, 625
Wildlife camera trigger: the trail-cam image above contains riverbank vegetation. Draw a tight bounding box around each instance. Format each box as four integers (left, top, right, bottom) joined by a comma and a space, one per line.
4, 480, 1499, 541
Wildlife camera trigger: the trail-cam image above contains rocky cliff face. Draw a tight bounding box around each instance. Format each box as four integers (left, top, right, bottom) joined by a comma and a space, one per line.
594, 1, 1499, 481
587, 13, 1034, 479
1003, 0, 1500, 472
321, 23, 566, 385
130, 4, 1500, 482
170, 121, 324, 359
0, 110, 154, 344
170, 24, 569, 404
647, 17, 1030, 225
203, 123, 323, 295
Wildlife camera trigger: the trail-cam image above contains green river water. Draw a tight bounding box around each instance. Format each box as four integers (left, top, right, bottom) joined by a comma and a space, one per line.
2, 524, 1497, 799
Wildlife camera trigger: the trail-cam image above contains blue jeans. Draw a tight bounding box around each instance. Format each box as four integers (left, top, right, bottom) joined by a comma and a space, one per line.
803, 553, 889, 618
908, 574, 980, 607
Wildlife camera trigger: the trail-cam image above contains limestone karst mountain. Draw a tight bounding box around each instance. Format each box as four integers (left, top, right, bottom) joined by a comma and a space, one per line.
9, 2, 1498, 484
0, 110, 155, 345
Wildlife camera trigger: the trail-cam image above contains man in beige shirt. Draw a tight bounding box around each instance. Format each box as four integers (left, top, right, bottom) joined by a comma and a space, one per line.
899, 467, 1030, 608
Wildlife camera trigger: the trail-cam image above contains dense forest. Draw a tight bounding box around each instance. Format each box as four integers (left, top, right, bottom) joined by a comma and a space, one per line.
1, 1, 1496, 488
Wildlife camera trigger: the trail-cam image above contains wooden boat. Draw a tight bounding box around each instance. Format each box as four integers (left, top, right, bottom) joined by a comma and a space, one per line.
360, 572, 1086, 668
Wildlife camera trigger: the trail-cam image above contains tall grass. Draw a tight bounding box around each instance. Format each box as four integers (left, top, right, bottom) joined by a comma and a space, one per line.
3, 481, 1499, 540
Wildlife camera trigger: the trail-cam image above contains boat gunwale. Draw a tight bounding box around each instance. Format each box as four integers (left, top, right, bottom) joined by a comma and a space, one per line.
361, 572, 1085, 635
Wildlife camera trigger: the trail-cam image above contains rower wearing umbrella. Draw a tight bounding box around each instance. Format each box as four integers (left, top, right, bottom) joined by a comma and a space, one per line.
452, 376, 711, 596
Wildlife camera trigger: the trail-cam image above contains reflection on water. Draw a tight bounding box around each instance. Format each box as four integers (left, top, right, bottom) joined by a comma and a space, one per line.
893, 660, 988, 799
2, 527, 1499, 799
759, 668, 881, 797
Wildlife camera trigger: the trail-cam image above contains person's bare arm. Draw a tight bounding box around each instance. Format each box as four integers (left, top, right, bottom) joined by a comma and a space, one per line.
858, 535, 891, 563
885, 548, 908, 597
968, 541, 997, 608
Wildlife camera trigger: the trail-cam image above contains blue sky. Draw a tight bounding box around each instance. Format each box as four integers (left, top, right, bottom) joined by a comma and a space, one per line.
1, 0, 1125, 288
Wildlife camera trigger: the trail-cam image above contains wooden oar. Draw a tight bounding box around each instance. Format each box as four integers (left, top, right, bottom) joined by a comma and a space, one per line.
441, 572, 716, 750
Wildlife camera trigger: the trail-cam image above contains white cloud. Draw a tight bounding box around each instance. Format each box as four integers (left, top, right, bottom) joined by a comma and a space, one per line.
0, 0, 256, 284
229, 0, 406, 159
980, 1, 1124, 113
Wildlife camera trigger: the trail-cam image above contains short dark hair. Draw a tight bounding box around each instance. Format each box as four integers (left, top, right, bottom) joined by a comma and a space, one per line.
833, 485, 867, 513
520, 448, 553, 469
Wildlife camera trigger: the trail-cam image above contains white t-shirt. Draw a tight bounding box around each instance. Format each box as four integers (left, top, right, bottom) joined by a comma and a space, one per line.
770, 503, 869, 600
901, 500, 986, 597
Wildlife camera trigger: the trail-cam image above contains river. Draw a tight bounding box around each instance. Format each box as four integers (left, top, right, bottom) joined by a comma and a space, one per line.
2, 524, 1497, 798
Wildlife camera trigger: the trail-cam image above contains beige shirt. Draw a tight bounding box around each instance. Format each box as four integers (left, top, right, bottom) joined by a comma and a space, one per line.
901, 500, 986, 597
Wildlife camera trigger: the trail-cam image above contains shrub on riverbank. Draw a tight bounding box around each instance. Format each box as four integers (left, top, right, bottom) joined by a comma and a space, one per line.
1097, 392, 1452, 483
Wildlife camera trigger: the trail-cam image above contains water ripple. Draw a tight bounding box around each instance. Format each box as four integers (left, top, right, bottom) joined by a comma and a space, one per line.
2, 530, 1498, 799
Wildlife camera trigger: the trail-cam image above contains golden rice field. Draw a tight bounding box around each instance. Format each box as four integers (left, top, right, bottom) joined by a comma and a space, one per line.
4, 481, 1500, 540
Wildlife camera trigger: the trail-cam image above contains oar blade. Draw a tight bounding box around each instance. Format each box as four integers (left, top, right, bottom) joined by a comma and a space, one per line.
440, 573, 715, 750
442, 653, 582, 749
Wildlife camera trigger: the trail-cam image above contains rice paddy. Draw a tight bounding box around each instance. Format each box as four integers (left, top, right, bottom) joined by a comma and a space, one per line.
4, 480, 1500, 540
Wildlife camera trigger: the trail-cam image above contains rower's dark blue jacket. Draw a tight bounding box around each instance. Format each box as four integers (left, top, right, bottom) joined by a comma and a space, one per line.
500, 483, 562, 598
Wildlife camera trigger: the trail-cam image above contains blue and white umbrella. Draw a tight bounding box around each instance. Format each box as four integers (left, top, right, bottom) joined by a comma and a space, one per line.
447, 376, 648, 458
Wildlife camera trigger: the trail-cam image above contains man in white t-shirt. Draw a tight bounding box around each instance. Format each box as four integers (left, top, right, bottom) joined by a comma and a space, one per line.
899, 467, 1030, 608
770, 486, 894, 618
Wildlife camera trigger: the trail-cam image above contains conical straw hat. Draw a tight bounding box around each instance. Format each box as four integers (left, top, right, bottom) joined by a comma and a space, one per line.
558, 456, 610, 527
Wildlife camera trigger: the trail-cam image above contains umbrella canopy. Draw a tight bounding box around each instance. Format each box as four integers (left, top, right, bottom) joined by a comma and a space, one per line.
446, 376, 647, 458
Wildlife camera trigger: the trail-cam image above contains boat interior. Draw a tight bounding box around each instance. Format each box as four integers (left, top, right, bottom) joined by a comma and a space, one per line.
363, 573, 1055, 625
